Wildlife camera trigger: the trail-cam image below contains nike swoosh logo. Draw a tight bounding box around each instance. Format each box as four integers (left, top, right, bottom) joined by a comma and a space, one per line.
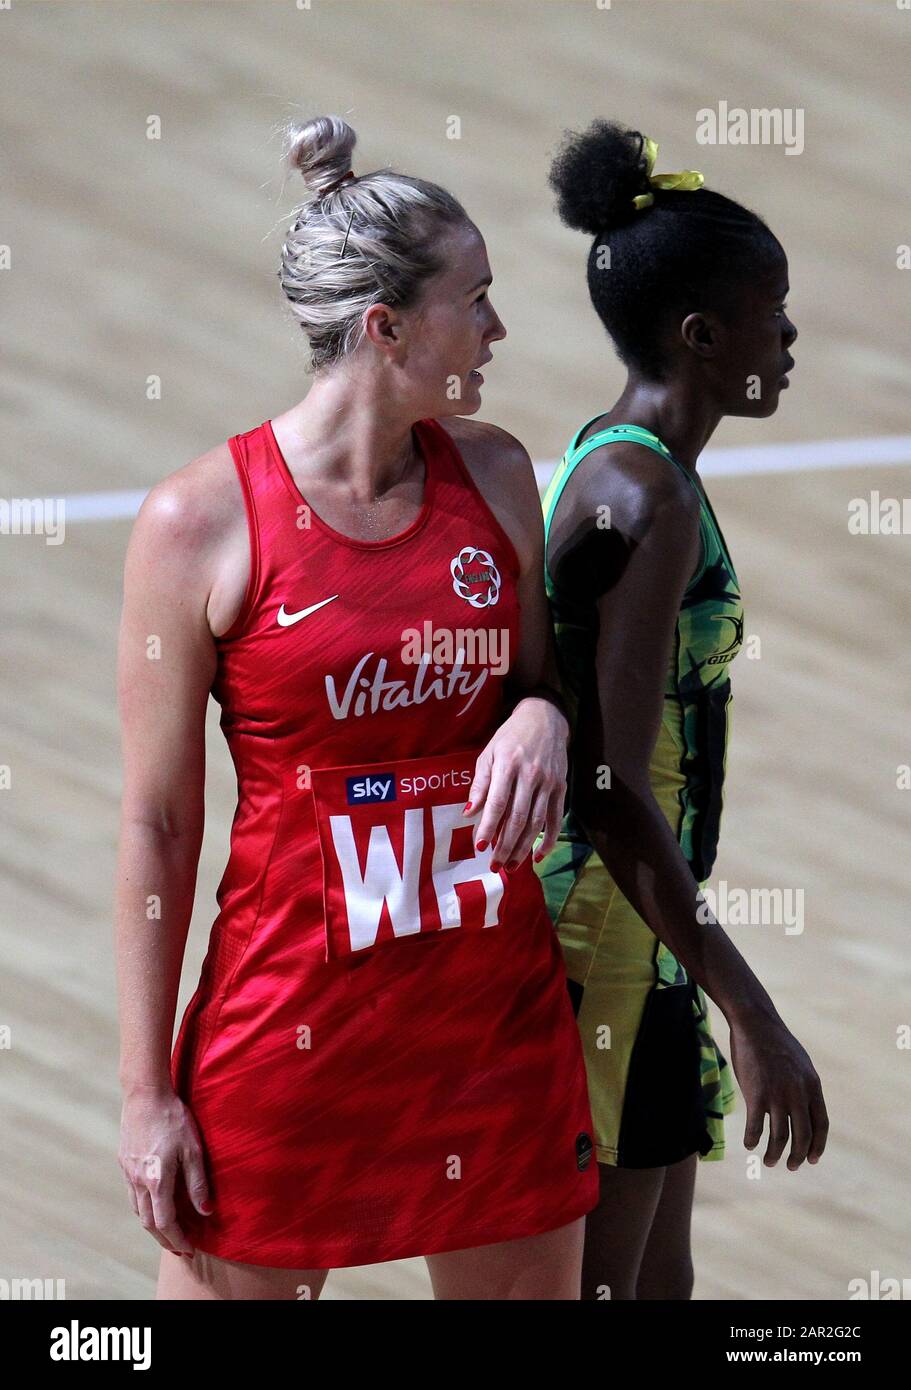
277, 595, 339, 627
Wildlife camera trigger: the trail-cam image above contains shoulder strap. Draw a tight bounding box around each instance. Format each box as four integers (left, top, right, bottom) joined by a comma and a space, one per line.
544, 421, 698, 525
566, 413, 604, 455
573, 423, 696, 484
542, 422, 712, 588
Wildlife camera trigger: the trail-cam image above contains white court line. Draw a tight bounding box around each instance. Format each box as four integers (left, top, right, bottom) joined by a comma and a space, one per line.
40, 435, 911, 521
61, 489, 152, 522
536, 433, 911, 492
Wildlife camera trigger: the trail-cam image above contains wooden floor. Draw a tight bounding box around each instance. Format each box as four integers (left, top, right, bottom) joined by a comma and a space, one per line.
2, 0, 909, 1300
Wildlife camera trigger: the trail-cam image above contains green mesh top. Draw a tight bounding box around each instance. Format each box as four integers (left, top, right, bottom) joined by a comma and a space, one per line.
541, 420, 744, 882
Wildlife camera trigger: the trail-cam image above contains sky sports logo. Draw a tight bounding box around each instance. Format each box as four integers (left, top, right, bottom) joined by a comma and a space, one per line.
346, 773, 396, 805
345, 765, 473, 805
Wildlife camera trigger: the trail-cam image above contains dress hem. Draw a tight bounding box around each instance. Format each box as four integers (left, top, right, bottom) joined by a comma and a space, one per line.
181, 1191, 598, 1271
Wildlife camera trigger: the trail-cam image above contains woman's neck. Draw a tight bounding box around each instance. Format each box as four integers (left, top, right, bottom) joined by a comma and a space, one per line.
275, 371, 421, 500
606, 378, 723, 472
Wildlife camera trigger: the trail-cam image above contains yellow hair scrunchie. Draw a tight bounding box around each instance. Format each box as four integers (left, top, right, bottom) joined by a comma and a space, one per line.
632, 135, 704, 211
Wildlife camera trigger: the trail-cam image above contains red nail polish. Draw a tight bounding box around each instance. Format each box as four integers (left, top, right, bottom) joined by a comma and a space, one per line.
490, 859, 501, 871
533, 850, 544, 862
477, 839, 488, 851
506, 860, 518, 871
463, 801, 473, 813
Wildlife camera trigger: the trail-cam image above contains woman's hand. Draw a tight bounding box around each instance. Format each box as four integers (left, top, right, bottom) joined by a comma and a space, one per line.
118, 1084, 212, 1257
728, 1014, 829, 1170
464, 694, 569, 871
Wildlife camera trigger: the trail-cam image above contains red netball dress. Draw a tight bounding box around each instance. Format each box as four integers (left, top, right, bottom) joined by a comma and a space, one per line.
169, 417, 597, 1268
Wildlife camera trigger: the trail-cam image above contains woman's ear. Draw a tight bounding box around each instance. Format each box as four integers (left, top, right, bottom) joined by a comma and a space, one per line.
679, 310, 719, 361
363, 302, 406, 356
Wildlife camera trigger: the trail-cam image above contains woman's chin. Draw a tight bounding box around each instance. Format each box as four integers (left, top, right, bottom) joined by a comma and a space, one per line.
439, 391, 482, 417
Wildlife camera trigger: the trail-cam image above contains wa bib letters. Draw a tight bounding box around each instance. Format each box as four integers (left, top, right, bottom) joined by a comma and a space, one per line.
303, 748, 506, 960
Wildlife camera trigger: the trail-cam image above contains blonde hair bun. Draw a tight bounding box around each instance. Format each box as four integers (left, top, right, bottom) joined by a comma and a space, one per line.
282, 114, 357, 198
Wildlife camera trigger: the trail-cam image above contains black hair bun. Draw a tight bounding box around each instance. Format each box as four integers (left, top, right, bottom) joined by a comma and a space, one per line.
548, 120, 653, 236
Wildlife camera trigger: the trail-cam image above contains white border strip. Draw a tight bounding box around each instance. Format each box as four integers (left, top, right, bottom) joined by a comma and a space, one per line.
40, 435, 911, 522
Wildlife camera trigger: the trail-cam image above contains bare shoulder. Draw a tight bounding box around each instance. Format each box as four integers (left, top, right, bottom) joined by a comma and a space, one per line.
435, 418, 542, 564
133, 441, 238, 550
560, 436, 699, 540
437, 416, 533, 482
124, 441, 249, 637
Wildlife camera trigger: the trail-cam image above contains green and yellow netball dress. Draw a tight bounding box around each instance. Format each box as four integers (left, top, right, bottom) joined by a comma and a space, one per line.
535, 421, 741, 1168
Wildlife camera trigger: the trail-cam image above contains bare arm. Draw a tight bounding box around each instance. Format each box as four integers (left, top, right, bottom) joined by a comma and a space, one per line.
115, 472, 219, 1251
496, 444, 567, 716
554, 450, 828, 1168
566, 461, 773, 1017
447, 420, 569, 869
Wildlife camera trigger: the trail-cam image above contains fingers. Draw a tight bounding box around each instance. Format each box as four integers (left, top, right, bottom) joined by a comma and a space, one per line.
148, 1171, 195, 1256
472, 759, 512, 856
463, 748, 493, 822
136, 1186, 181, 1256
499, 783, 551, 870
742, 1065, 829, 1173
807, 1082, 830, 1164
124, 1174, 140, 1218
743, 1102, 787, 1167
179, 1124, 213, 1216
130, 1163, 194, 1257
466, 716, 568, 869
490, 782, 534, 868
534, 786, 565, 862
742, 1096, 766, 1153
522, 784, 553, 865
490, 806, 528, 869
763, 1105, 791, 1167
748, 1098, 827, 1171
786, 1104, 813, 1170
475, 763, 565, 869
120, 1102, 207, 1257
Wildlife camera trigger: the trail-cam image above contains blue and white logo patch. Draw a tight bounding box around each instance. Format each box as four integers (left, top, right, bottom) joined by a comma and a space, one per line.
346, 772, 397, 805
